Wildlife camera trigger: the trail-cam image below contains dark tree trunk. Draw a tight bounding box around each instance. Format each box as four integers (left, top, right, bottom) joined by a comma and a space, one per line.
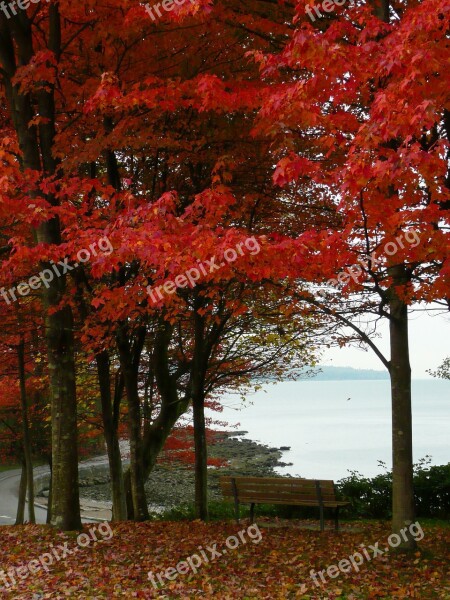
117, 327, 149, 521
96, 351, 127, 521
371, 0, 389, 21
15, 461, 27, 525
17, 340, 35, 524
45, 295, 80, 530
388, 265, 416, 549
192, 309, 208, 521
123, 367, 149, 521
46, 461, 53, 525
124, 469, 134, 520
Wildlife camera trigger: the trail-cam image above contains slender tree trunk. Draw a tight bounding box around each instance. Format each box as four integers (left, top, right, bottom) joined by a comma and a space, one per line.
15, 461, 27, 525
46, 461, 53, 525
123, 470, 134, 520
389, 265, 416, 549
96, 351, 127, 521
192, 308, 208, 521
17, 340, 35, 524
117, 327, 149, 521
193, 389, 208, 521
124, 369, 149, 521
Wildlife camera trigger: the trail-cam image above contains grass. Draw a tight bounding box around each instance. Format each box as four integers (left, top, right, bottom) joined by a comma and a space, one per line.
0, 463, 19, 473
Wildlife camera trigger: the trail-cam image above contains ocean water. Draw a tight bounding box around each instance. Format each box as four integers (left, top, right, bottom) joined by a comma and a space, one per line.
209, 379, 450, 481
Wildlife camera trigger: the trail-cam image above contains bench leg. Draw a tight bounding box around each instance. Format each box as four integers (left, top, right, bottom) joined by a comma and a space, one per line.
249, 503, 255, 524
335, 506, 339, 532
316, 480, 325, 532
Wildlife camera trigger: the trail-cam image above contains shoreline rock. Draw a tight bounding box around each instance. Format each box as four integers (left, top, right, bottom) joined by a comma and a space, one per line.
78, 432, 294, 511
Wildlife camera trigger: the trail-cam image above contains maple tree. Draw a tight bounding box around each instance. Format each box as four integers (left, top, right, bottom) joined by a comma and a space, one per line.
232, 0, 450, 549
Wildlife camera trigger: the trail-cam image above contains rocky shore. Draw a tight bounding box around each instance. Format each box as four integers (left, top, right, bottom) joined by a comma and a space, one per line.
78, 432, 293, 512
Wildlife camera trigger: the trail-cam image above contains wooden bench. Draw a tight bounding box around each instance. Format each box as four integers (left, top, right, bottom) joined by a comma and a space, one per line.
220, 476, 349, 531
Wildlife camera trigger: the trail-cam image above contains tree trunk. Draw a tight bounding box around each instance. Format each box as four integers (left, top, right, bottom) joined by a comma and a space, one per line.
96, 351, 127, 521
193, 307, 208, 521
15, 461, 27, 525
368, 0, 416, 551
117, 327, 149, 521
193, 393, 208, 521
123, 387, 192, 515
17, 340, 35, 524
45, 298, 81, 530
123, 321, 192, 510
389, 265, 416, 549
370, 0, 389, 21
124, 469, 134, 520
46, 461, 53, 525
124, 372, 149, 521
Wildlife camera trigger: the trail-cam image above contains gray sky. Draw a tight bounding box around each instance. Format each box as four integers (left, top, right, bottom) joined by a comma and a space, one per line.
322, 308, 449, 378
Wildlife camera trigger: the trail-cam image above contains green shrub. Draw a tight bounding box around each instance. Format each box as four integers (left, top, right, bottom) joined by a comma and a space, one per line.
414, 460, 450, 519
336, 458, 450, 519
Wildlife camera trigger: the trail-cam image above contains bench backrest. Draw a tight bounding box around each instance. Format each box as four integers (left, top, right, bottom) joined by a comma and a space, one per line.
220, 476, 337, 504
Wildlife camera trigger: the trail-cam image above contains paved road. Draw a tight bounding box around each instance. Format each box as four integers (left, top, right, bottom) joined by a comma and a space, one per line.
0, 463, 112, 525
0, 467, 49, 525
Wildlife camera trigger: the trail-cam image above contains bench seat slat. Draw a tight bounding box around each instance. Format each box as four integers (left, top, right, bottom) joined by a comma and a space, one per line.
223, 496, 349, 506
237, 497, 319, 504
233, 481, 318, 488
220, 482, 320, 491
221, 488, 320, 497
231, 494, 320, 502
221, 486, 320, 495
220, 477, 333, 485
220, 476, 307, 485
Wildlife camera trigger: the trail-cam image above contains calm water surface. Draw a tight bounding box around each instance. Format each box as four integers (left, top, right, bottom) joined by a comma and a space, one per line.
210, 379, 450, 480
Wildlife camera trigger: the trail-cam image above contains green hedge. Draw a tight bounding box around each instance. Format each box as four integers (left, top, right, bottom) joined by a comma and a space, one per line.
336, 459, 450, 519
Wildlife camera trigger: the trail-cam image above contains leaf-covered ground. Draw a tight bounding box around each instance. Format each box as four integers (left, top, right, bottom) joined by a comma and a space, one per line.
0, 519, 448, 599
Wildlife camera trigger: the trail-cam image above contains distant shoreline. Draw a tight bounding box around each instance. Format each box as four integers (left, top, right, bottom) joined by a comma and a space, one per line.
300, 366, 390, 381
259, 366, 390, 382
